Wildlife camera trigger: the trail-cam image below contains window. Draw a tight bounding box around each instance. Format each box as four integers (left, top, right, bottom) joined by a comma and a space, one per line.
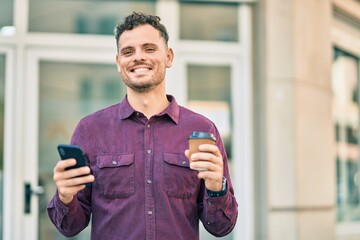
333, 48, 360, 222
38, 61, 125, 239
187, 64, 232, 159
29, 0, 155, 34
0, 0, 14, 36
180, 1, 238, 42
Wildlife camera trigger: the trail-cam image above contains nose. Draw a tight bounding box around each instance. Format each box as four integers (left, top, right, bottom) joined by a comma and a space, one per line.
133, 50, 146, 62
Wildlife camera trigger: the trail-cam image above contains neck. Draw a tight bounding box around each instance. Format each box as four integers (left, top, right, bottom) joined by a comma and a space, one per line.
127, 89, 169, 119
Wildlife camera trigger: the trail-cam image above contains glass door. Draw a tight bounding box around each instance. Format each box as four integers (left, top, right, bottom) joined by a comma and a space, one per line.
0, 47, 18, 240
0, 49, 10, 239
0, 54, 4, 239
170, 49, 250, 240
164, 4, 254, 239
23, 48, 125, 240
187, 61, 234, 240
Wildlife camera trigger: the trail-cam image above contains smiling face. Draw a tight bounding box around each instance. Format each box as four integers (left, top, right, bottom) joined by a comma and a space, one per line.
116, 24, 174, 93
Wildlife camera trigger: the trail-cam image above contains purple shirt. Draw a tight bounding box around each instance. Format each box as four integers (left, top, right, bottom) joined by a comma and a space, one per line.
47, 95, 238, 240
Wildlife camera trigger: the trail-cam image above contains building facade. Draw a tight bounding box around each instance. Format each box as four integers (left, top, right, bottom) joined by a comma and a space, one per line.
0, 0, 359, 239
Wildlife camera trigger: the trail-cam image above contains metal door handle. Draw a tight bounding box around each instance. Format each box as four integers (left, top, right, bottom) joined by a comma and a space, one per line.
24, 182, 45, 214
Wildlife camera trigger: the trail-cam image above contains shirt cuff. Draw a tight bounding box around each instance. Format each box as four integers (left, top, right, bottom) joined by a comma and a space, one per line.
54, 191, 77, 215
206, 176, 227, 198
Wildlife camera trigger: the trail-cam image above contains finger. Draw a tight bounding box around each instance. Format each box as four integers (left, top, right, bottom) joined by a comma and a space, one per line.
65, 166, 92, 179
198, 144, 221, 156
54, 166, 92, 184
58, 184, 86, 198
190, 160, 222, 173
54, 158, 77, 172
191, 152, 222, 166
197, 170, 222, 180
57, 174, 94, 188
184, 149, 190, 159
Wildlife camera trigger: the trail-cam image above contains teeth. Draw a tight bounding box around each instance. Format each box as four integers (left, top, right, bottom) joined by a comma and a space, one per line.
133, 68, 149, 73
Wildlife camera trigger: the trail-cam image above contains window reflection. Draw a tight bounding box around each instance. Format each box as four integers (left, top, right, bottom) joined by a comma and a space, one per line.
333, 48, 360, 222
38, 61, 125, 239
187, 64, 232, 159
0, 0, 14, 35
180, 2, 238, 42
29, 0, 155, 34
187, 64, 233, 240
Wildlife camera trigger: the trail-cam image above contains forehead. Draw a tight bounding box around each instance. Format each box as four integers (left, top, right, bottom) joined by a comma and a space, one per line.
118, 24, 164, 48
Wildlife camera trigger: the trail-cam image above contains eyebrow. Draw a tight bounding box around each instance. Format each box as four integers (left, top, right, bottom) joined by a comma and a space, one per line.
119, 46, 133, 54
120, 43, 158, 52
143, 43, 157, 48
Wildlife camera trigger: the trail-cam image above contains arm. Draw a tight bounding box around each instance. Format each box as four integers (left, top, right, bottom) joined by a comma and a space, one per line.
47, 122, 95, 237
47, 186, 92, 237
185, 130, 238, 237
200, 171, 238, 237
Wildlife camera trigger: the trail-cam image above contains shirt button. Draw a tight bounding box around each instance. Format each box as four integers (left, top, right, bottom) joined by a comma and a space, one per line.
207, 221, 211, 225
147, 124, 151, 128
147, 179, 152, 184
147, 149, 151, 154
112, 161, 117, 165
181, 160, 186, 165
147, 210, 153, 215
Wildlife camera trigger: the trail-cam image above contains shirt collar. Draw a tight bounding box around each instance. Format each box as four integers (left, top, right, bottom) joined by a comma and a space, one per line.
118, 94, 180, 124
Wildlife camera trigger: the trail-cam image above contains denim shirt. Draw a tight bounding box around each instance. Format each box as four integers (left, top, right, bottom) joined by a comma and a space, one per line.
47, 95, 238, 240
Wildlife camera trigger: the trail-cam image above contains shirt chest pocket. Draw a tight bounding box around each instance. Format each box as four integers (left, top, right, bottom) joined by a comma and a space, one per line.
95, 154, 135, 199
163, 153, 199, 199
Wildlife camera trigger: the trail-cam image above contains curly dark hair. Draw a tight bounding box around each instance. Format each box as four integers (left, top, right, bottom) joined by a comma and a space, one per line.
114, 12, 169, 54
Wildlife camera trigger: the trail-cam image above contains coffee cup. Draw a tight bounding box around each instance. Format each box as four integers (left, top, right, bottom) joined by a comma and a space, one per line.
188, 131, 216, 171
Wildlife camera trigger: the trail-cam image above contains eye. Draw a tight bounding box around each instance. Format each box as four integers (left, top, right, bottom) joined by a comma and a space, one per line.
145, 47, 155, 53
121, 49, 134, 56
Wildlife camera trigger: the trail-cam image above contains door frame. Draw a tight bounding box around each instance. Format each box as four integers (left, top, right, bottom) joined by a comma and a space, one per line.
172, 50, 253, 240
0, 46, 18, 240
333, 18, 360, 238
167, 3, 255, 240
20, 2, 254, 239
22, 46, 115, 240
167, 5, 254, 240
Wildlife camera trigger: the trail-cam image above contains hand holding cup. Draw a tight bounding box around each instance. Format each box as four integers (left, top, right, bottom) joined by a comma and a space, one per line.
188, 131, 216, 171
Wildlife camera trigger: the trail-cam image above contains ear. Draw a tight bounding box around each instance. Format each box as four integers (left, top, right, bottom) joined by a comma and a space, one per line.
115, 55, 121, 72
166, 48, 174, 68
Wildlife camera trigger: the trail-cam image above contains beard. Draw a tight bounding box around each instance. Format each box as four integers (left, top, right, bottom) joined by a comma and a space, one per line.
120, 67, 166, 93
124, 80, 160, 93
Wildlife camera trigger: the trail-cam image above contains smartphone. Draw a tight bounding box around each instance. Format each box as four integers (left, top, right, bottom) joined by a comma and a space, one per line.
57, 144, 92, 186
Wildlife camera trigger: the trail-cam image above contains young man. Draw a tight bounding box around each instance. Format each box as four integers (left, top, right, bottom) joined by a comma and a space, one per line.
48, 12, 238, 240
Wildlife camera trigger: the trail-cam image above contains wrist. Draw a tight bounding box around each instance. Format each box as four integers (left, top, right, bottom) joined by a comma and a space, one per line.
59, 193, 74, 204
206, 176, 227, 197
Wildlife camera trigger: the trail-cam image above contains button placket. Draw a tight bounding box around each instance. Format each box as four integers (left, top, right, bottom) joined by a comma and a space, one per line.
144, 119, 155, 237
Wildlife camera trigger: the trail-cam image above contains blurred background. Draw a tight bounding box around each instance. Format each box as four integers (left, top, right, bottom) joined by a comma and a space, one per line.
0, 0, 359, 239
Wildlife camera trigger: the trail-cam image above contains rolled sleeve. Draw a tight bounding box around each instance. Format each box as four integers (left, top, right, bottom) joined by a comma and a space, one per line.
203, 190, 238, 237
47, 192, 87, 237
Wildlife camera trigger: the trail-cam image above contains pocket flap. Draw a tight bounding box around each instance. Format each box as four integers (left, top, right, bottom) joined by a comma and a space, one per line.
96, 154, 134, 169
163, 153, 189, 168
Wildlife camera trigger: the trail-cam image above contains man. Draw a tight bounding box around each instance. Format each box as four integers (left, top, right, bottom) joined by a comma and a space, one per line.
48, 12, 238, 240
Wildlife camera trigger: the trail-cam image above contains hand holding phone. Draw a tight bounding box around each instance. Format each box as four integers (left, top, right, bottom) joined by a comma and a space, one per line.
57, 144, 92, 186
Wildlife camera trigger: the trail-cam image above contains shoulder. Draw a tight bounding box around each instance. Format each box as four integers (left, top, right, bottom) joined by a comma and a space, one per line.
178, 105, 216, 128
78, 103, 120, 126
